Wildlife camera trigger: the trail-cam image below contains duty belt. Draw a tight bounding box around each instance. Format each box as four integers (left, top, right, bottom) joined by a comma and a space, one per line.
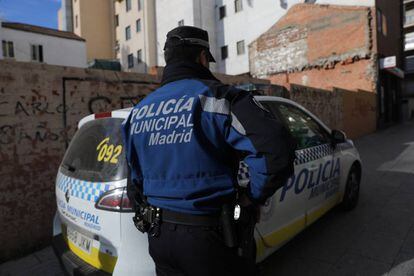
162, 209, 220, 226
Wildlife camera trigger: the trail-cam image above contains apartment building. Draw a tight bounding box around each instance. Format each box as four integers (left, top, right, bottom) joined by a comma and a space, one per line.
155, 0, 217, 71
114, 0, 157, 73
0, 22, 87, 67
57, 0, 378, 74
58, 0, 73, 32
58, 0, 116, 62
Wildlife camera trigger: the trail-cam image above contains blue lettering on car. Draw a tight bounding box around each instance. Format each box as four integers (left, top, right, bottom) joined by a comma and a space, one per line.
280, 158, 341, 202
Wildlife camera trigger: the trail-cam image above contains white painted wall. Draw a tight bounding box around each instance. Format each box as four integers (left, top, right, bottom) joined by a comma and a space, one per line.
215, 0, 305, 75
315, 0, 374, 6
155, 0, 217, 71
155, 0, 195, 67
1, 27, 87, 67
115, 0, 157, 73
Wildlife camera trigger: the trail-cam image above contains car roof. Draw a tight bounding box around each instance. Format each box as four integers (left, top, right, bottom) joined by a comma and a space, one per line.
78, 96, 331, 133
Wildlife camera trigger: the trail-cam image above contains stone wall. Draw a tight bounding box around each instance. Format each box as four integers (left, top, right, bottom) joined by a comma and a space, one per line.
0, 60, 268, 261
289, 84, 376, 138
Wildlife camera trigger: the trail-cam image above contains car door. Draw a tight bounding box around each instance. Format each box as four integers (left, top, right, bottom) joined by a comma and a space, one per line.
253, 100, 309, 255
276, 102, 339, 226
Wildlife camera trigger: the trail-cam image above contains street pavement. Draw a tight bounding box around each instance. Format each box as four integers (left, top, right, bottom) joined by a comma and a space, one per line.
1, 121, 414, 276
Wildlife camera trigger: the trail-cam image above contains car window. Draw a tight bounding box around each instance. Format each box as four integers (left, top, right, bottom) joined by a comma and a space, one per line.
259, 101, 282, 122
277, 103, 330, 150
61, 118, 127, 182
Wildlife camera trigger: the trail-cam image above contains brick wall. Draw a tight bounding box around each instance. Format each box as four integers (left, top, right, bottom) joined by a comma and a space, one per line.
249, 4, 376, 84
0, 60, 268, 261
249, 3, 378, 138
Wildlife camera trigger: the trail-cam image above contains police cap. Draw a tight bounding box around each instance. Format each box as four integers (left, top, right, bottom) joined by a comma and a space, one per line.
164, 26, 216, 63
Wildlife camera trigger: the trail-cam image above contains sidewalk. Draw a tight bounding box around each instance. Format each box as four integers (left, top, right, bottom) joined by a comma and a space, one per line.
0, 247, 63, 276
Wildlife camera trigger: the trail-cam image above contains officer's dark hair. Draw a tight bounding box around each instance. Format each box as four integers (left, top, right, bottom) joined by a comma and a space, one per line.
164, 38, 204, 64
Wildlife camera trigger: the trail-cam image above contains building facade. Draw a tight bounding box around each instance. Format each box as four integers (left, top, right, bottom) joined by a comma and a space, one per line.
58, 0, 116, 62
249, 1, 403, 129
375, 0, 404, 126
155, 0, 376, 75
155, 0, 217, 71
58, 0, 74, 32
403, 0, 414, 120
0, 22, 87, 68
57, 0, 379, 74
114, 0, 157, 73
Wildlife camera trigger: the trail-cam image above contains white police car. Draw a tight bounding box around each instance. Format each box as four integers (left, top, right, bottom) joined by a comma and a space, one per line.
52, 96, 361, 275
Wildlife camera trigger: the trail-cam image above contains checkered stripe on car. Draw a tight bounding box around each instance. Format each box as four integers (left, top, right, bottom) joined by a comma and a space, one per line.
237, 161, 250, 187
57, 173, 114, 203
294, 144, 333, 165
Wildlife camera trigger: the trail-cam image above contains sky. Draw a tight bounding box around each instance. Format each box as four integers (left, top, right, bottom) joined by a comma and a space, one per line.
0, 0, 60, 29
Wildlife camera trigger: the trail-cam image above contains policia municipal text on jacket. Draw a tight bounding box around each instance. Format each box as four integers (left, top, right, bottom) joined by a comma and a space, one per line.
121, 26, 296, 276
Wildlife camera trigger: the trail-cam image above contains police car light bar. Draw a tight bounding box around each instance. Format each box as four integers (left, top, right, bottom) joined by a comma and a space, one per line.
95, 112, 112, 119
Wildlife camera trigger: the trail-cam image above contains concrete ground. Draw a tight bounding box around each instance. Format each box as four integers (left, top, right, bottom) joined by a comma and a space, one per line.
1, 121, 414, 276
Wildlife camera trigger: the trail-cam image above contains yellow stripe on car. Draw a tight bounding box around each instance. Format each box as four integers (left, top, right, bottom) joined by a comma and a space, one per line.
63, 231, 117, 273
257, 194, 341, 256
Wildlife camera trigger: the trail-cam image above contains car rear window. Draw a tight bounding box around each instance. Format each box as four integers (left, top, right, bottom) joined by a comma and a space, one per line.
61, 118, 127, 182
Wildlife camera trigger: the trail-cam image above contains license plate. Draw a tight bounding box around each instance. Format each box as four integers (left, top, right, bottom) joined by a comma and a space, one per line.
67, 227, 92, 255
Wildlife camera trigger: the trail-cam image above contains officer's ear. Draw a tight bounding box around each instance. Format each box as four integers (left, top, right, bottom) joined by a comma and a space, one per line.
199, 50, 209, 69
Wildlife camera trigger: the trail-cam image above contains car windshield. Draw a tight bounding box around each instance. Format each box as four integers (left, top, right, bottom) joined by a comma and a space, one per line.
61, 118, 127, 182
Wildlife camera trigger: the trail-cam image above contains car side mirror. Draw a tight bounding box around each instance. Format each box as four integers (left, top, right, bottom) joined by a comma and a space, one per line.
331, 129, 346, 145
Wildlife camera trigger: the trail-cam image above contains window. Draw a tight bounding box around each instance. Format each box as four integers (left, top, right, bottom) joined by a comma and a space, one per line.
138, 0, 143, 11
31, 44, 44, 62
278, 104, 330, 150
381, 13, 387, 36
115, 40, 120, 53
125, 26, 131, 40
221, 46, 228, 60
126, 0, 131, 11
405, 32, 414, 51
61, 118, 127, 182
234, 0, 242, 13
219, 6, 226, 19
236, 40, 245, 55
127, 53, 134, 68
115, 15, 119, 27
178, 20, 184, 26
2, 40, 14, 58
75, 15, 78, 28
136, 19, 141, 32
137, 49, 142, 63
406, 55, 414, 72
405, 8, 414, 27
376, 9, 387, 36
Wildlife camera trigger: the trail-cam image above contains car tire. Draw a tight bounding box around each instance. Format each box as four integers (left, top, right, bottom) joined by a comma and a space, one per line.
341, 164, 361, 211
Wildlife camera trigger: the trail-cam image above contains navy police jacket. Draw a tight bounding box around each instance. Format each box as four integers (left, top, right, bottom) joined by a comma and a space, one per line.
121, 61, 295, 215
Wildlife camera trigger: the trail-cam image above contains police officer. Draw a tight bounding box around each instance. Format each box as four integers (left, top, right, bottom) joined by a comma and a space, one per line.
121, 26, 295, 276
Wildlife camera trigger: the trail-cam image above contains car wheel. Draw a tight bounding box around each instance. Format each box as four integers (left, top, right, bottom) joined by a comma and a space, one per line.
341, 164, 360, 211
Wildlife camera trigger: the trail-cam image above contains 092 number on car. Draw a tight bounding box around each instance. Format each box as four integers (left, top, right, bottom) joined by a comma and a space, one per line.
96, 137, 123, 164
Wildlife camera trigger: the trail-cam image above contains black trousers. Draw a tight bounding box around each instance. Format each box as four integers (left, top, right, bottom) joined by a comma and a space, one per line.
148, 222, 256, 276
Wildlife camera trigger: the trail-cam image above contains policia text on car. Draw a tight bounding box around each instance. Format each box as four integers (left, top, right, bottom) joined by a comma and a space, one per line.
121, 26, 296, 276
